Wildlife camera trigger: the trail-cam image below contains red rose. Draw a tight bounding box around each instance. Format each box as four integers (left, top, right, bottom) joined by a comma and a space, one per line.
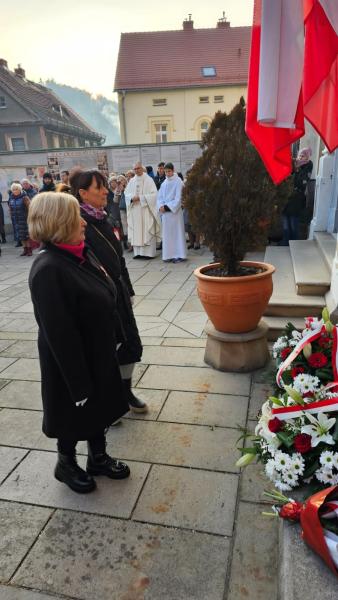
279, 501, 303, 522
307, 352, 328, 368
281, 347, 291, 360
294, 433, 312, 453
268, 418, 283, 433
303, 391, 314, 398
317, 336, 331, 348
291, 366, 305, 378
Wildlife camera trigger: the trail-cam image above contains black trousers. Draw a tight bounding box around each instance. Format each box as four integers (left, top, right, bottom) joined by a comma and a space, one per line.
57, 430, 105, 455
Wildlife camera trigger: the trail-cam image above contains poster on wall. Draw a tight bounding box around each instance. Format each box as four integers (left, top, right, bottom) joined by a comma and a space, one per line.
47, 150, 109, 179
111, 147, 140, 173
180, 144, 202, 174
47, 154, 61, 181
140, 146, 161, 171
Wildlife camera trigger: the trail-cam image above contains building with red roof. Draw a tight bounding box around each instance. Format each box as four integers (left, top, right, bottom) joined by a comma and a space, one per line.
114, 15, 251, 144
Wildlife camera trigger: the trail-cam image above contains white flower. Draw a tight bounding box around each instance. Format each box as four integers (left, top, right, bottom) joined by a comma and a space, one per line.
282, 471, 299, 487
316, 468, 335, 484
265, 459, 277, 478
301, 412, 336, 447
292, 330, 302, 340
272, 336, 288, 355
293, 374, 320, 395
275, 479, 292, 492
274, 451, 292, 472
255, 401, 276, 441
319, 451, 335, 470
289, 454, 305, 476
332, 453, 338, 470
303, 317, 321, 331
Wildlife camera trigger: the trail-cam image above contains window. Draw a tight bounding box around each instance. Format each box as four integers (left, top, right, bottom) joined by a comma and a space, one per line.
202, 66, 216, 77
214, 95, 224, 103
11, 137, 26, 151
199, 96, 209, 103
200, 121, 210, 139
0, 96, 6, 108
155, 123, 168, 143
152, 98, 167, 106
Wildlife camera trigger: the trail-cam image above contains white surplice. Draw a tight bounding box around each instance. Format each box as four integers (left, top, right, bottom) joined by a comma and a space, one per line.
125, 173, 160, 257
157, 174, 187, 261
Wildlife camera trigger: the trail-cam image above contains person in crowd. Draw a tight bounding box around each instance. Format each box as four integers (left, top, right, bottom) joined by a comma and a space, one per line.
157, 163, 187, 263
281, 147, 313, 245
70, 169, 147, 413
61, 170, 70, 186
116, 175, 130, 250
8, 183, 32, 256
106, 176, 123, 241
146, 166, 155, 180
21, 179, 37, 200
126, 170, 135, 183
154, 162, 166, 190
56, 182, 72, 194
0, 191, 6, 244
28, 191, 131, 494
125, 161, 160, 259
39, 172, 56, 192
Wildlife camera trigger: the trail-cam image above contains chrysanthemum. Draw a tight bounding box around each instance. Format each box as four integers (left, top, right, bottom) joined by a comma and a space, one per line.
274, 451, 292, 472
319, 450, 335, 469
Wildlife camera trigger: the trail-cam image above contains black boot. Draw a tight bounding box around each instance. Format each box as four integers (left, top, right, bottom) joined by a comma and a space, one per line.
87, 435, 130, 479
54, 452, 96, 493
15, 241, 22, 247
1, 235, 6, 244
123, 378, 148, 413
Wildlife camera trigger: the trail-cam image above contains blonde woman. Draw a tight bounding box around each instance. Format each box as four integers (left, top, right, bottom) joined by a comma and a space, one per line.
28, 191, 130, 494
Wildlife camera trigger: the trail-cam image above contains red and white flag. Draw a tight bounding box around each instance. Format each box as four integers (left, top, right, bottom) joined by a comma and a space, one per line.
245, 0, 305, 184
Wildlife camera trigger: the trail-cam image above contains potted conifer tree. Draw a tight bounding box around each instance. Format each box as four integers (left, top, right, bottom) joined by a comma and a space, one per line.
183, 98, 290, 334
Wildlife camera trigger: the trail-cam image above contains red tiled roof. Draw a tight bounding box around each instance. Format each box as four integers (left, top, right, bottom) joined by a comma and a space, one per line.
114, 25, 251, 91
0, 66, 102, 140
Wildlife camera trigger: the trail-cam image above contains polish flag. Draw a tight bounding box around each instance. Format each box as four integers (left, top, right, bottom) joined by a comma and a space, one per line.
245, 0, 305, 184
303, 0, 338, 153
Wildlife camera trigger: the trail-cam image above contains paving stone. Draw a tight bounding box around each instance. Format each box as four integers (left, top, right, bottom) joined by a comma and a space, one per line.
133, 464, 238, 535
124, 388, 168, 421
0, 332, 38, 341
249, 382, 273, 421
0, 340, 39, 359
227, 501, 278, 600
0, 450, 150, 519
160, 299, 186, 322
139, 336, 162, 346
134, 271, 168, 285
138, 322, 169, 336
0, 357, 19, 374
173, 311, 208, 336
13, 302, 34, 313
161, 337, 206, 347
106, 419, 240, 472
0, 381, 42, 410
13, 509, 229, 600
0, 500, 52, 583
0, 586, 60, 600
132, 285, 154, 295
239, 459, 272, 505
181, 296, 204, 312
137, 364, 251, 396
159, 390, 248, 428
147, 283, 182, 299
1, 318, 37, 332
134, 299, 170, 316
0, 340, 16, 352
132, 363, 148, 385
141, 345, 207, 367
0, 447, 28, 484
0, 409, 54, 451
0, 358, 41, 381
162, 324, 196, 338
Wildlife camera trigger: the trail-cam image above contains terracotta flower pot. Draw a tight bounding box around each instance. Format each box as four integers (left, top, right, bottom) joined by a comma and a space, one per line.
194, 261, 275, 334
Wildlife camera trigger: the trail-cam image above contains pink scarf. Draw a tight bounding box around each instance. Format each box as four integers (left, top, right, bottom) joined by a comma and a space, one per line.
55, 241, 85, 259
81, 203, 106, 220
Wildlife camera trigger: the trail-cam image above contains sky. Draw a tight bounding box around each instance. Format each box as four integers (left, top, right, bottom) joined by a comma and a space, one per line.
2, 0, 254, 99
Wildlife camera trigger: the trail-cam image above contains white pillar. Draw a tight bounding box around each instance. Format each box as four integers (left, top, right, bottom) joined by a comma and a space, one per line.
309, 149, 337, 238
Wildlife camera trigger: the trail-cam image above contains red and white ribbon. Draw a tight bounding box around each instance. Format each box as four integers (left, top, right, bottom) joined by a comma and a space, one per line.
272, 397, 338, 420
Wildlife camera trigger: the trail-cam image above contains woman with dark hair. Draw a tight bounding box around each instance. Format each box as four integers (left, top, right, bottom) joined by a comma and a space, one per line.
28, 191, 130, 493
69, 169, 147, 413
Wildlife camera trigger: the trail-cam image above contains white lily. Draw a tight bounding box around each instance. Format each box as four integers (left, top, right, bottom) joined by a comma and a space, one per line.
301, 412, 336, 447
255, 401, 276, 441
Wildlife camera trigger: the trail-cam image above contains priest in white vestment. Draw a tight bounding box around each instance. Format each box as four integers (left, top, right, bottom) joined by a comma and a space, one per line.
157, 163, 187, 263
125, 162, 160, 258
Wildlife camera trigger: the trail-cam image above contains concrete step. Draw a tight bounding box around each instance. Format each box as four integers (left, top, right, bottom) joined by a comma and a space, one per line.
263, 316, 305, 341
279, 521, 337, 600
264, 246, 325, 318
314, 231, 336, 272
289, 240, 331, 295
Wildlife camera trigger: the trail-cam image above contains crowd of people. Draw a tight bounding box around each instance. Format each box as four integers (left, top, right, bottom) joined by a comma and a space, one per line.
1, 161, 201, 494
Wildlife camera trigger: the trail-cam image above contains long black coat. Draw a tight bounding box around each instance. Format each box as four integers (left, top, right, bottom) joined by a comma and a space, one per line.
29, 244, 129, 440
81, 211, 142, 366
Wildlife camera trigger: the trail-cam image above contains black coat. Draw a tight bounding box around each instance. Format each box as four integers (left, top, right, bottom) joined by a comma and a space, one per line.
29, 244, 129, 440
80, 211, 143, 366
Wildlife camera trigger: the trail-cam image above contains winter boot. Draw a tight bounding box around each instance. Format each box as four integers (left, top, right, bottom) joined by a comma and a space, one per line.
87, 436, 130, 479
54, 452, 96, 493
123, 378, 148, 413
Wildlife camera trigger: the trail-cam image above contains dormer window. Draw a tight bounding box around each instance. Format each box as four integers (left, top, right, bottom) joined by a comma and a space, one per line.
202, 66, 216, 77
0, 96, 6, 108
52, 104, 63, 116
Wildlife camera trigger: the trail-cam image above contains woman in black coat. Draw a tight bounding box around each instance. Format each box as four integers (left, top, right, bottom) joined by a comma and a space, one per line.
69, 169, 147, 413
28, 191, 130, 494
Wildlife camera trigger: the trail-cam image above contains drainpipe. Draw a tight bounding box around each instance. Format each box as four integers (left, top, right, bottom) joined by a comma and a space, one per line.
121, 90, 127, 144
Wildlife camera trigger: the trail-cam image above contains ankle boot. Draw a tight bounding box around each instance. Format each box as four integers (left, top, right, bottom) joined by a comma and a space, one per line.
26, 247, 32, 256
54, 452, 96, 493
20, 247, 28, 256
1, 235, 6, 244
87, 437, 130, 479
123, 378, 148, 413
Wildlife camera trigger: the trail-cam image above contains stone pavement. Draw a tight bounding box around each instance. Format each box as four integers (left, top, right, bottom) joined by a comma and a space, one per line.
0, 243, 278, 600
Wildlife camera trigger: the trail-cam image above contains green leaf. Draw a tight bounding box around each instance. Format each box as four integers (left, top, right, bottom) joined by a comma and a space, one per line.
303, 459, 320, 479
276, 431, 294, 448
333, 419, 338, 443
